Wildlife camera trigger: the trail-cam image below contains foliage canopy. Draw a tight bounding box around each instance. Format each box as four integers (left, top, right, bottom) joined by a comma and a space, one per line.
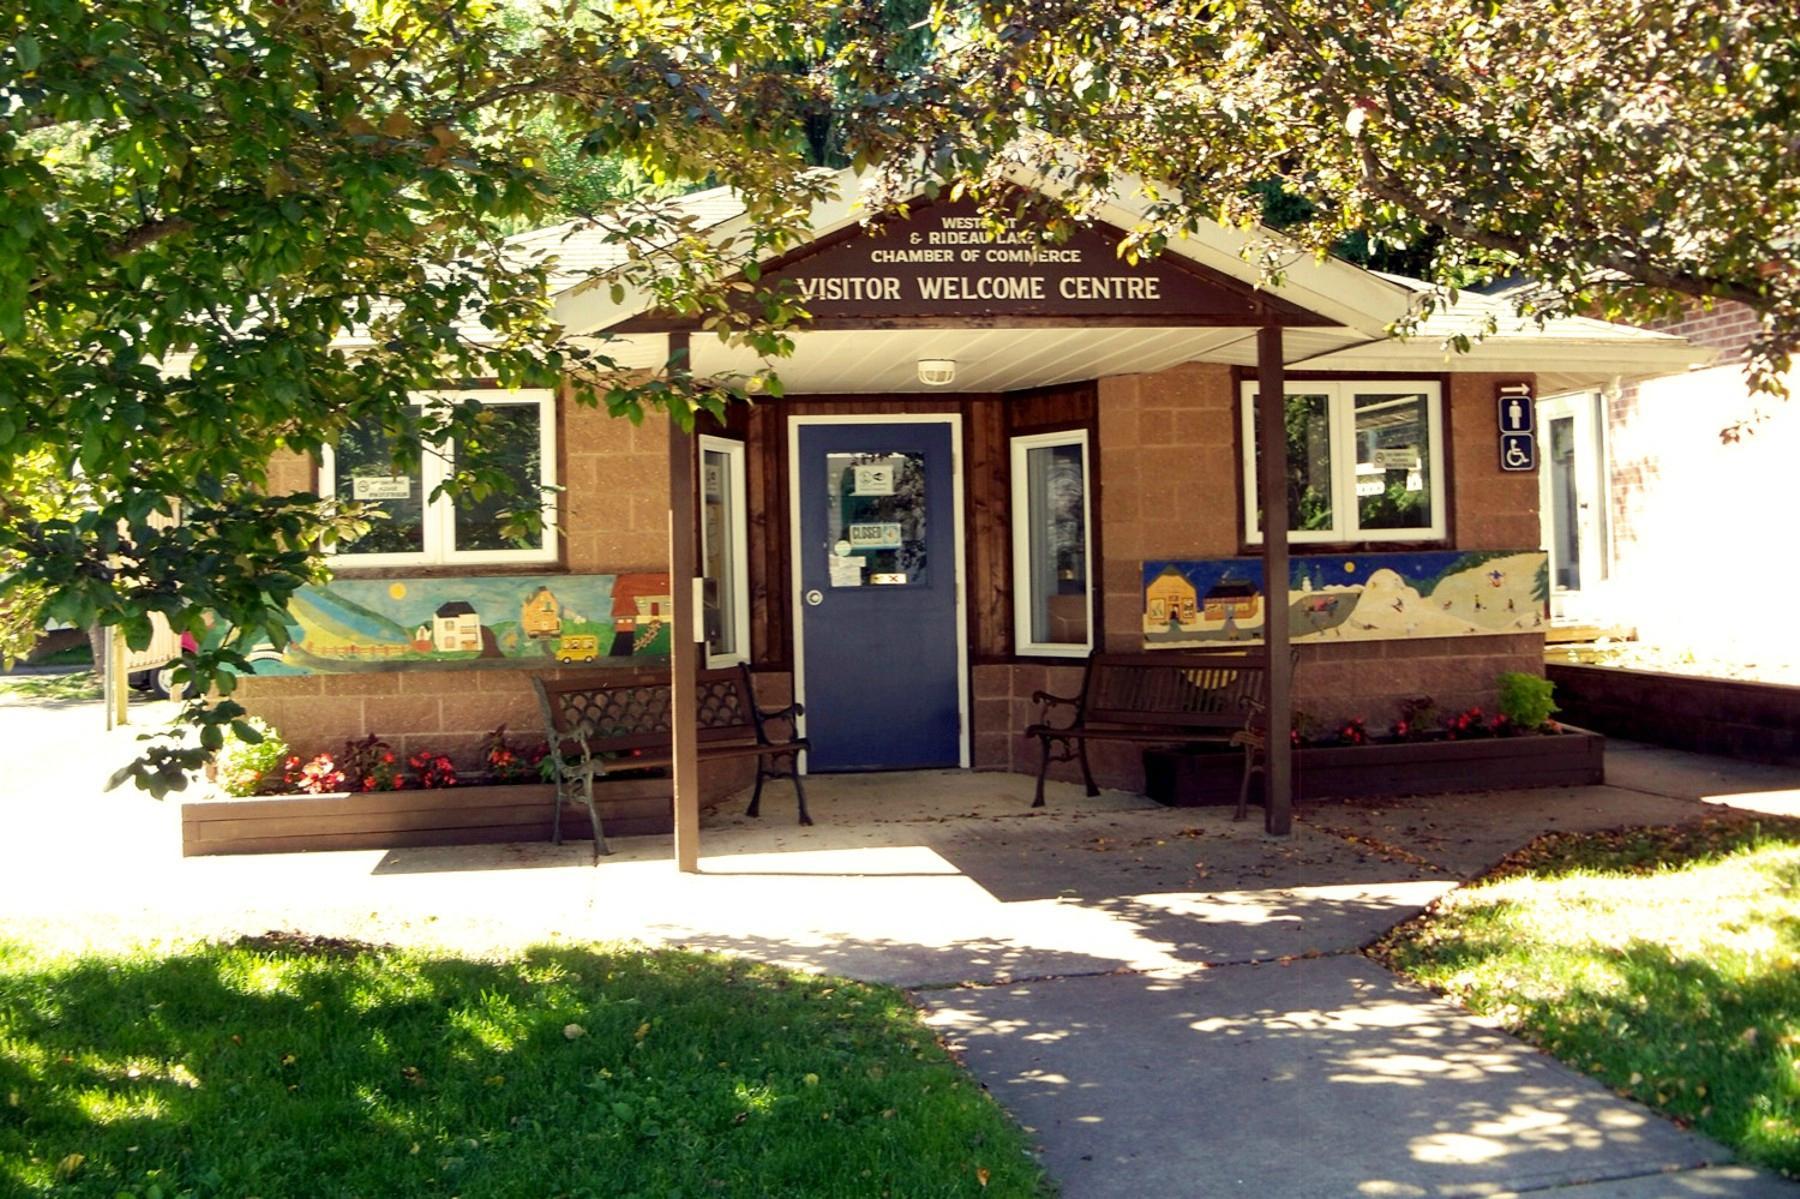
2, 0, 1793, 792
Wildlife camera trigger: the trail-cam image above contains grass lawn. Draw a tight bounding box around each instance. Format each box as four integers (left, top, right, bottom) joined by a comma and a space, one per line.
0, 935, 1048, 1197
0, 672, 101, 703
1374, 816, 1800, 1177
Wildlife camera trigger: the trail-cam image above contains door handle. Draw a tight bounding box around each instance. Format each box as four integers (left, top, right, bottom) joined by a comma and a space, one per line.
805, 589, 824, 606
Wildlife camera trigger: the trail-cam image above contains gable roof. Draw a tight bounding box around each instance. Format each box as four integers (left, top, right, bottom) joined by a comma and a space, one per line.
540, 166, 1416, 338
528, 168, 1711, 391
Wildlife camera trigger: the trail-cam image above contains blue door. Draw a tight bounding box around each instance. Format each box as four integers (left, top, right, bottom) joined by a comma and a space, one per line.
796, 421, 962, 771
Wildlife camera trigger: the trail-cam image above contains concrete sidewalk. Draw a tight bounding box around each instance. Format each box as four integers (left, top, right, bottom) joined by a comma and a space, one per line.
3, 696, 1799, 1195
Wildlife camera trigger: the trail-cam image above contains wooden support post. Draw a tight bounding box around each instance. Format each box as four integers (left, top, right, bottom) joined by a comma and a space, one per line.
667, 331, 702, 873
108, 627, 129, 729
1255, 322, 1294, 836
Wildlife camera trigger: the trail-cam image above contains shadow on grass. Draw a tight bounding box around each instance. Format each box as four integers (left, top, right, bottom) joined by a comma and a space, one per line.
0, 935, 1047, 1198
1381, 821, 1800, 1177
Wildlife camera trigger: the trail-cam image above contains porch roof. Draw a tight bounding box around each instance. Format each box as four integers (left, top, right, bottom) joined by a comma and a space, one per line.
536, 169, 1713, 393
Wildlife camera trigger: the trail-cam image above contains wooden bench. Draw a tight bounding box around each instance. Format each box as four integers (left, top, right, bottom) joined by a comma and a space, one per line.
532, 664, 809, 861
1025, 650, 1275, 821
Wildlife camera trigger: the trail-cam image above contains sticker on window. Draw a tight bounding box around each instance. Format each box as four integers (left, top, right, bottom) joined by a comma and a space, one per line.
852, 463, 896, 496
352, 475, 412, 500
847, 522, 903, 549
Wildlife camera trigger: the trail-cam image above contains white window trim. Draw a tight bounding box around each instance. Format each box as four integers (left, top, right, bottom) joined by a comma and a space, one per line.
319, 389, 558, 568
1010, 427, 1094, 658
1239, 379, 1447, 545
698, 434, 751, 667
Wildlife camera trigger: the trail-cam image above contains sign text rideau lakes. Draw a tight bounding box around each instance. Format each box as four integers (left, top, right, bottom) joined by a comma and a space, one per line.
770, 202, 1262, 319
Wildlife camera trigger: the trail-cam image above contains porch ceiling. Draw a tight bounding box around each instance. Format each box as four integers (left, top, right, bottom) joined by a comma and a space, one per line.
586, 323, 1706, 394
683, 326, 1362, 393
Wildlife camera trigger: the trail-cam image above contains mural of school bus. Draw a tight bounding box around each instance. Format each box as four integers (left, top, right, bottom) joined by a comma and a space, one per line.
554, 633, 600, 663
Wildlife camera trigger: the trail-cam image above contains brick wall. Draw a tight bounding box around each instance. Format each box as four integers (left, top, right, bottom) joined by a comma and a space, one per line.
1642, 298, 1761, 362
242, 365, 1547, 804
1036, 363, 1546, 792
235, 394, 679, 776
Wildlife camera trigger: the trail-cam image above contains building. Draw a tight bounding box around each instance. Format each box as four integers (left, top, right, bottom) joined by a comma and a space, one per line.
1202, 579, 1260, 623
237, 169, 1708, 809
432, 602, 481, 653
1538, 298, 1794, 667
1145, 567, 1199, 629
520, 586, 562, 640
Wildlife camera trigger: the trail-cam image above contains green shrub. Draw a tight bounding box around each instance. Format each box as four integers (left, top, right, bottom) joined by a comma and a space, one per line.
214, 717, 289, 796
1496, 671, 1559, 730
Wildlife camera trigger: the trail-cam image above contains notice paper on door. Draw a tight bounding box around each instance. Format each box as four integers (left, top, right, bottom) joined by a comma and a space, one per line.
829, 557, 865, 587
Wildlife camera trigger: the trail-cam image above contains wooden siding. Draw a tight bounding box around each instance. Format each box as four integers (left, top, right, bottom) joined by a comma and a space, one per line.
737, 384, 1098, 669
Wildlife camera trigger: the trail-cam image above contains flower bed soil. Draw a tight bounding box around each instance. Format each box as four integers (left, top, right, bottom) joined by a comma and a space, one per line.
1143, 725, 1605, 807
179, 777, 671, 857
1545, 663, 1800, 765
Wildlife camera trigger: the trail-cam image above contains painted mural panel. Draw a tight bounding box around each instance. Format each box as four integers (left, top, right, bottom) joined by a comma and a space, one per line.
233, 573, 672, 675
1141, 551, 1548, 648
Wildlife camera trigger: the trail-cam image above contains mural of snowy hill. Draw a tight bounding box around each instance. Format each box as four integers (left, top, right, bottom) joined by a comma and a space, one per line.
1142, 550, 1548, 648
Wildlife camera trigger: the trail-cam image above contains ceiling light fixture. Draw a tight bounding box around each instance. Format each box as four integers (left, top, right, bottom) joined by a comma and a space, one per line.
916, 358, 957, 387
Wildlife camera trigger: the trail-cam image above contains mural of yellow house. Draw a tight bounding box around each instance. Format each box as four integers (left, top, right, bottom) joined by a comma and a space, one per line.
1145, 566, 1199, 628
521, 585, 562, 639
433, 601, 481, 652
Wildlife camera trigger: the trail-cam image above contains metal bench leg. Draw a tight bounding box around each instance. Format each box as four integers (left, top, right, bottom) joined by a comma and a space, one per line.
1078, 739, 1099, 797
582, 772, 609, 862
1234, 742, 1260, 822
1033, 735, 1051, 807
791, 763, 813, 826
746, 761, 766, 819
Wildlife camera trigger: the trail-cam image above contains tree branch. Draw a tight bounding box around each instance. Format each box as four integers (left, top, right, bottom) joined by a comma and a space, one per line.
1355, 144, 1769, 311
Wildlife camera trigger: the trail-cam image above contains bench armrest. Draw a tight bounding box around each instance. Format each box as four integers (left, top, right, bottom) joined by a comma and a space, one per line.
752, 698, 804, 745
757, 700, 804, 723
1030, 689, 1083, 731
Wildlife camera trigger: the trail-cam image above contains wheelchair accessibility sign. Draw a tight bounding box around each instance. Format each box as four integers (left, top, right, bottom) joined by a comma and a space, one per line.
1497, 381, 1537, 472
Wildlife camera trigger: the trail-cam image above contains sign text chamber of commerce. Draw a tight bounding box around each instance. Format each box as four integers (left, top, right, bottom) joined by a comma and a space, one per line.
767, 199, 1305, 323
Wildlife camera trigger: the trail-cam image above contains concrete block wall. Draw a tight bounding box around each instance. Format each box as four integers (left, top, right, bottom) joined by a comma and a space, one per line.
1019, 362, 1546, 792
234, 397, 682, 778
237, 363, 1547, 803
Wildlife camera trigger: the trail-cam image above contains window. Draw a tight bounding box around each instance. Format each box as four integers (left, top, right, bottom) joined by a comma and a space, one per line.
320, 389, 557, 566
1240, 380, 1446, 544
699, 435, 750, 665
1011, 429, 1092, 655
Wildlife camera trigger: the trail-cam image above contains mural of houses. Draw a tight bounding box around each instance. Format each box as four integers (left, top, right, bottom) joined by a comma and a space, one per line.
1203, 578, 1261, 622
521, 585, 562, 639
433, 601, 481, 652
1145, 566, 1199, 628
411, 624, 433, 653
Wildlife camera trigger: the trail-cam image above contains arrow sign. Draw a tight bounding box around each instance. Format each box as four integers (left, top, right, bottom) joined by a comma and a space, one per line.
1496, 380, 1537, 472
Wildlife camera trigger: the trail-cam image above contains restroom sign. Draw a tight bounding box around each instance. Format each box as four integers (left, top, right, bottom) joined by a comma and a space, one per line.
1497, 381, 1536, 472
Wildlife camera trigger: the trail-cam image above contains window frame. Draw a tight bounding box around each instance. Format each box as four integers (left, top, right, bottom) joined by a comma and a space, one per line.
698, 434, 752, 667
1009, 427, 1095, 658
319, 388, 559, 568
1239, 379, 1447, 546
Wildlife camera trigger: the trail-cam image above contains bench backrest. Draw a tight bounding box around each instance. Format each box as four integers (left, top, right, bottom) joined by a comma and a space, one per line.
533, 665, 760, 753
1082, 651, 1269, 729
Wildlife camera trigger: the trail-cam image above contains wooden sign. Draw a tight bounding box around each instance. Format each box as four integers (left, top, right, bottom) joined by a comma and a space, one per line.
759, 199, 1325, 325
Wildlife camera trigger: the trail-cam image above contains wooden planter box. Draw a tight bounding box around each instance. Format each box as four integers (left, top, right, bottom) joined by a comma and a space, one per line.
180, 778, 671, 857
1144, 726, 1606, 807
1547, 663, 1800, 765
